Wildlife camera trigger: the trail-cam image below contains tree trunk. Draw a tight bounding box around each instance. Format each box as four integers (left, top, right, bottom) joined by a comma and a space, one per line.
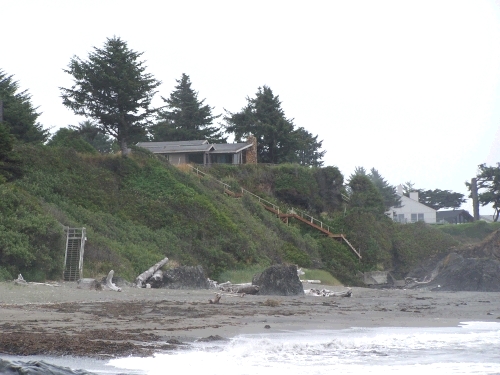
471, 178, 480, 220
120, 138, 130, 157
135, 257, 169, 287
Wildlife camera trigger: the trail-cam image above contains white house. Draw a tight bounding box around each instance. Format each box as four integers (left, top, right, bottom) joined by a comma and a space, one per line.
387, 186, 437, 224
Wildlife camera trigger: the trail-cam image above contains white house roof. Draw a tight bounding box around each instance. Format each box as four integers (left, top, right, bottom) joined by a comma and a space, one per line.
398, 195, 436, 211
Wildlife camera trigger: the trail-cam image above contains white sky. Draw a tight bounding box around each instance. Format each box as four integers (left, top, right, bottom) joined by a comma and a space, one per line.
3, 0, 500, 214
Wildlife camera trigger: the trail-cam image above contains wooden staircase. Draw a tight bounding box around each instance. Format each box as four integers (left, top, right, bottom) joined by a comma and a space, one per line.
262, 204, 361, 259
63, 227, 86, 281
188, 166, 361, 259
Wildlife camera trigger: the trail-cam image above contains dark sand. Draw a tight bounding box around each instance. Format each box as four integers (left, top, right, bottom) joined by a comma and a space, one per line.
1, 281, 499, 358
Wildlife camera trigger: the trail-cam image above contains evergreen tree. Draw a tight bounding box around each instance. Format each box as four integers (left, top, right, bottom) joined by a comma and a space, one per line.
224, 86, 324, 165
71, 121, 114, 153
0, 122, 22, 183
348, 174, 386, 216
417, 189, 466, 210
348, 166, 367, 181
314, 166, 344, 212
404, 181, 466, 210
60, 37, 161, 156
402, 181, 415, 196
368, 168, 401, 210
0, 69, 49, 143
294, 127, 325, 167
47, 127, 98, 154
151, 73, 224, 143
467, 163, 500, 221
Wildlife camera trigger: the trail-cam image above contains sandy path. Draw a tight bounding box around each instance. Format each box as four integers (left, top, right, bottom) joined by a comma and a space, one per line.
1, 281, 499, 357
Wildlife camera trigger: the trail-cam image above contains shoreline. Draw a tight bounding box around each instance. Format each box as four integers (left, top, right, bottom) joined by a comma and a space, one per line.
1, 281, 499, 358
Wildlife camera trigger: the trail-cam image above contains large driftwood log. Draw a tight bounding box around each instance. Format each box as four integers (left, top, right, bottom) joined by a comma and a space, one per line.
77, 278, 102, 290
106, 270, 121, 292
236, 285, 260, 295
135, 257, 169, 288
149, 269, 165, 288
151, 269, 163, 282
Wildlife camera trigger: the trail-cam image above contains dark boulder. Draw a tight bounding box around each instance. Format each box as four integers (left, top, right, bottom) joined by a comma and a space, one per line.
162, 265, 210, 289
0, 359, 91, 375
252, 264, 304, 295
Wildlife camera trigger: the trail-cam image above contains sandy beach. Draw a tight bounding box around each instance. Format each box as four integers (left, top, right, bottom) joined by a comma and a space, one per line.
1, 281, 499, 358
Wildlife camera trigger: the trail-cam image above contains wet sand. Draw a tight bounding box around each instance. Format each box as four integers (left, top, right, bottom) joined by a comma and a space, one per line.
1, 281, 499, 358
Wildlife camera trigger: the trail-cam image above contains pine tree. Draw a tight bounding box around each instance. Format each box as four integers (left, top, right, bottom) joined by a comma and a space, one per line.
224, 86, 324, 165
368, 168, 401, 210
0, 69, 49, 143
151, 73, 224, 143
348, 174, 386, 215
0, 122, 21, 183
60, 37, 161, 156
294, 127, 325, 167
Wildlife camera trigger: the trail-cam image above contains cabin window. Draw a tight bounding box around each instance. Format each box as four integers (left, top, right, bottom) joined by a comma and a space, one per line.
188, 153, 204, 164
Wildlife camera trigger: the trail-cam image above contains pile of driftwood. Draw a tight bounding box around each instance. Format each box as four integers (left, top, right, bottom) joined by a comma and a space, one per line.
13, 274, 61, 287
77, 270, 121, 292
135, 257, 169, 288
217, 282, 260, 295
305, 288, 352, 297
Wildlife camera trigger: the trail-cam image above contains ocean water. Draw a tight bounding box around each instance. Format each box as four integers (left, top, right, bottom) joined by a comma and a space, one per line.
3, 322, 500, 375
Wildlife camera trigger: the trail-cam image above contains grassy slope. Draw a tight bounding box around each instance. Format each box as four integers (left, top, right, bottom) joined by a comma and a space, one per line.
1, 145, 482, 284
435, 221, 500, 245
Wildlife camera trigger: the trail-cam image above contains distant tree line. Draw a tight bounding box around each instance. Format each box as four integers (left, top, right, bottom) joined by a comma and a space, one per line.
56, 37, 325, 166
5, 35, 496, 221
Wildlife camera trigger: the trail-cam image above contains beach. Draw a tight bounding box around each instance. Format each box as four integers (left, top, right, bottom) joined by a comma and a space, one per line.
1, 281, 500, 358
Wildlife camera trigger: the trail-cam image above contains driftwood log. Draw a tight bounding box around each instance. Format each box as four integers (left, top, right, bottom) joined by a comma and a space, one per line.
236, 285, 259, 295
209, 293, 222, 304
306, 288, 352, 297
135, 257, 169, 288
152, 269, 163, 282
77, 278, 102, 290
106, 270, 121, 292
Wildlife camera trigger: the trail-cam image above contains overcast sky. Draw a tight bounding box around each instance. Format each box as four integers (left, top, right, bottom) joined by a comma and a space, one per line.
3, 0, 500, 214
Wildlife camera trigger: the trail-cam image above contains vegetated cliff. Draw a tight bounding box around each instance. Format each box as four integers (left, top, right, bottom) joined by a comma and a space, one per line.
0, 145, 461, 284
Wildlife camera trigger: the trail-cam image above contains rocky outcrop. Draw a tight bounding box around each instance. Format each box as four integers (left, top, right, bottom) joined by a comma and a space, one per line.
0, 358, 91, 375
252, 264, 304, 295
162, 265, 210, 289
410, 253, 500, 291
406, 229, 500, 292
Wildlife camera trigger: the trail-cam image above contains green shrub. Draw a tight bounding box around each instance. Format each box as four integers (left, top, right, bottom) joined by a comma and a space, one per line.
279, 242, 312, 267
0, 267, 12, 281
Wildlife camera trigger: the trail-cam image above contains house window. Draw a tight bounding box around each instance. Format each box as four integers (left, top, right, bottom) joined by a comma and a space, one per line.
411, 213, 425, 222
188, 153, 204, 164
210, 154, 232, 164
397, 214, 405, 223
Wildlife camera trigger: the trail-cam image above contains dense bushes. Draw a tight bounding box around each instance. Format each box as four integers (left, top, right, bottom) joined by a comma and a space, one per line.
0, 184, 65, 280
208, 163, 344, 214
0, 145, 475, 283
